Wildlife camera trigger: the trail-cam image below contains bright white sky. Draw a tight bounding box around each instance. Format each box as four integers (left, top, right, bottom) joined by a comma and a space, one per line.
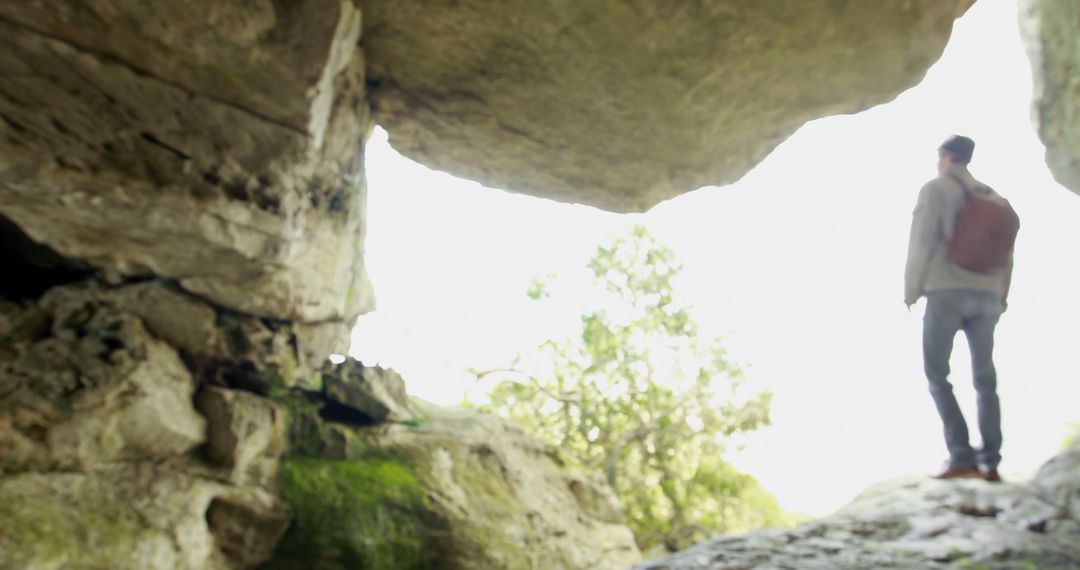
352, 0, 1080, 518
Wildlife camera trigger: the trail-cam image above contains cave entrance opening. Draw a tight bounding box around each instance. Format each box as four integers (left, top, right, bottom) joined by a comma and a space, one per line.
350, 0, 1080, 519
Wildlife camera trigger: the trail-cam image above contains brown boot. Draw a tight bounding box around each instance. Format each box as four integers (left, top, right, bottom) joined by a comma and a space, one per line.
980, 468, 1002, 483
934, 465, 983, 480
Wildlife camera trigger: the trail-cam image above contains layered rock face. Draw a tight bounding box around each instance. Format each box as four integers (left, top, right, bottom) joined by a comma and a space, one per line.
362, 0, 974, 212
0, 0, 373, 321
1022, 0, 1080, 197
637, 443, 1080, 570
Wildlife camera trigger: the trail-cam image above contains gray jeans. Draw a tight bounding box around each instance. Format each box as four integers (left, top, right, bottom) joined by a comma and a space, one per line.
922, 289, 1002, 470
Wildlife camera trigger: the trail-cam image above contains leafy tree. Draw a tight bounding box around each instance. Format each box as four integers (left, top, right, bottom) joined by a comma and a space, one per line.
473, 225, 785, 551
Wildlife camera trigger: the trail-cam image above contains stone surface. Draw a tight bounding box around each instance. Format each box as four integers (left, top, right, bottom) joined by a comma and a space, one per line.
0, 287, 206, 474
0, 466, 286, 570
1021, 0, 1080, 197
31, 280, 349, 393
269, 401, 642, 570
195, 387, 286, 490
0, 0, 373, 320
321, 359, 418, 424
362, 0, 974, 212
635, 458, 1080, 570
357, 404, 641, 570
1032, 439, 1080, 524
0, 283, 291, 569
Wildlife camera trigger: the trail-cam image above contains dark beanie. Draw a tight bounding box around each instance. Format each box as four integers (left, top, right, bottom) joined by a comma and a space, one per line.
939, 135, 975, 163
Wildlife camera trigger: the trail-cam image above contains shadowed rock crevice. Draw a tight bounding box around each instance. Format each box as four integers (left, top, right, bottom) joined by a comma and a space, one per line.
0, 215, 93, 300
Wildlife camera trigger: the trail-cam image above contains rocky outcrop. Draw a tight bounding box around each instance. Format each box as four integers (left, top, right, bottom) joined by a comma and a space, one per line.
635, 444, 1080, 570
362, 0, 974, 212
1021, 0, 1080, 197
271, 396, 642, 570
0, 283, 641, 569
0, 0, 373, 321
0, 284, 290, 569
321, 362, 418, 424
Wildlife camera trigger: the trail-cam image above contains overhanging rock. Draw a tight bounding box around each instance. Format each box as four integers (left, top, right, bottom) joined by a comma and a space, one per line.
362, 0, 975, 212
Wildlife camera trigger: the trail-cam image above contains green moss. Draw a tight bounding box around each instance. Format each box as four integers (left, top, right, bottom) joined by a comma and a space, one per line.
0, 481, 160, 568
264, 367, 289, 398
954, 558, 992, 570
264, 458, 433, 570
276, 394, 364, 460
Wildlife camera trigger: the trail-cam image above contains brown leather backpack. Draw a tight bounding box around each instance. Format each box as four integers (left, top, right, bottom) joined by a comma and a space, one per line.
945, 175, 1019, 274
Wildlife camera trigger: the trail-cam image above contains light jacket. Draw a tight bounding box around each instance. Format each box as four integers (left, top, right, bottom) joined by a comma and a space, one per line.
904, 163, 1014, 306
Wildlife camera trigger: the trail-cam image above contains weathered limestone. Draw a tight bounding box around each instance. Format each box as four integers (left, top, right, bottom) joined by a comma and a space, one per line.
0, 287, 206, 474
1021, 0, 1080, 197
0, 284, 290, 569
635, 450, 1080, 570
0, 467, 286, 570
271, 400, 642, 569
195, 387, 287, 490
1032, 439, 1080, 529
365, 406, 641, 569
0, 0, 373, 321
23, 281, 347, 393
362, 0, 975, 212
321, 360, 418, 423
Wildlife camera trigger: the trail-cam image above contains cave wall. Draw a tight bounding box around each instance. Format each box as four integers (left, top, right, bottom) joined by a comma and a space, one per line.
0, 0, 373, 322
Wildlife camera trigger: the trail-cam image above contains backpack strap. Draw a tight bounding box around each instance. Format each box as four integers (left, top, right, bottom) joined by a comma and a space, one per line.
947, 174, 992, 198
947, 174, 973, 198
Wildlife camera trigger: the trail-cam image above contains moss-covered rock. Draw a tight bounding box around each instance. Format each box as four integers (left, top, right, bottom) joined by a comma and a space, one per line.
265, 457, 436, 570
277, 393, 368, 461
0, 466, 286, 570
0, 473, 172, 569
262, 399, 640, 569
339, 404, 641, 570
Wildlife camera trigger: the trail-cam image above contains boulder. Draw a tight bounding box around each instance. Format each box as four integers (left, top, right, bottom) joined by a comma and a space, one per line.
268, 402, 642, 569
321, 360, 418, 424
362, 0, 974, 212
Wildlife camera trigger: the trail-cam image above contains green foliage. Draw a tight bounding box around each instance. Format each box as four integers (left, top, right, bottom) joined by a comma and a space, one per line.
1064, 421, 1080, 449
476, 225, 783, 551
266, 458, 432, 570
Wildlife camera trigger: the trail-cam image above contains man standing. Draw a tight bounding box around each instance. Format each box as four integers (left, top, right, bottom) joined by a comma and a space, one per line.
905, 135, 1016, 481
